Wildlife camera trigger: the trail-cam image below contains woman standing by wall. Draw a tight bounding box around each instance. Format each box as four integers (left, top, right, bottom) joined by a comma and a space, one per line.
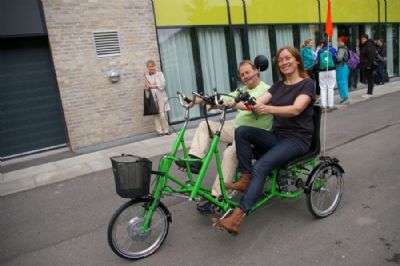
144, 60, 171, 136
336, 36, 350, 105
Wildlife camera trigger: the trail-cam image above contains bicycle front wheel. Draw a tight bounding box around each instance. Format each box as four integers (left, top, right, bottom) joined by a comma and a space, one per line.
107, 198, 170, 260
306, 164, 344, 218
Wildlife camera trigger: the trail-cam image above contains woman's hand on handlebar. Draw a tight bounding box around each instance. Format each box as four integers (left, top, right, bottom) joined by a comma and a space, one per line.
253, 101, 271, 115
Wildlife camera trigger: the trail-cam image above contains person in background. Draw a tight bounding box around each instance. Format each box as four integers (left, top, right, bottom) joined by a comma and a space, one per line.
313, 40, 325, 102
336, 36, 350, 105
300, 39, 316, 80
144, 60, 171, 136
359, 34, 377, 98
213, 47, 315, 235
376, 38, 387, 85
176, 60, 273, 215
317, 40, 337, 112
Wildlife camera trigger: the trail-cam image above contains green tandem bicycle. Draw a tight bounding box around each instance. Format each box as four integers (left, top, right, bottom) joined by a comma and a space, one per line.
107, 89, 345, 260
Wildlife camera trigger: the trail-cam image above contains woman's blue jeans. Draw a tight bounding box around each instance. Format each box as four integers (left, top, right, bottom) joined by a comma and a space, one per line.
235, 126, 304, 213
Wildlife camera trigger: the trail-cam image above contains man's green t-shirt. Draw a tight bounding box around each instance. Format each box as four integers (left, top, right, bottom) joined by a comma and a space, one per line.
225, 81, 273, 131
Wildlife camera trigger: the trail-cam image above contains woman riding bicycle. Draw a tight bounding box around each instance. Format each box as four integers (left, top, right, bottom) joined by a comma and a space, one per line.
214, 46, 316, 235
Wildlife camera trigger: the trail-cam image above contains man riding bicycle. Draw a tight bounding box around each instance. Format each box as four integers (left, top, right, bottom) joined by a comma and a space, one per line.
176, 60, 273, 214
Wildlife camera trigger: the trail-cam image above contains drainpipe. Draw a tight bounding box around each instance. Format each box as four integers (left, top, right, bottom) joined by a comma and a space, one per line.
317, 0, 322, 40
383, 0, 387, 39
377, 0, 381, 38
242, 0, 250, 59
150, 0, 163, 71
226, 0, 237, 89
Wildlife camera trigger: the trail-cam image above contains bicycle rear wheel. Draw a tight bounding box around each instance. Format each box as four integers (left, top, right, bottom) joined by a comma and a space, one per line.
306, 164, 344, 218
107, 198, 169, 260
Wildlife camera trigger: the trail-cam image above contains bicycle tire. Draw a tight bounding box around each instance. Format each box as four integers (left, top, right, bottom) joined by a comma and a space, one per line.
107, 198, 169, 260
306, 164, 344, 218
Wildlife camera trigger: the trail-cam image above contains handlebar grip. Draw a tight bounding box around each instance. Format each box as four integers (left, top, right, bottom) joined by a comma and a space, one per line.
245, 104, 252, 111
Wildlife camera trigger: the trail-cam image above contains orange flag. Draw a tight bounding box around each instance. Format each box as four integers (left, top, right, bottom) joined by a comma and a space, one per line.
325, 0, 333, 37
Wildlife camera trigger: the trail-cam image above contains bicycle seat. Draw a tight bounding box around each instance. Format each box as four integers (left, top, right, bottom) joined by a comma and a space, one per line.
283, 105, 321, 168
252, 105, 321, 168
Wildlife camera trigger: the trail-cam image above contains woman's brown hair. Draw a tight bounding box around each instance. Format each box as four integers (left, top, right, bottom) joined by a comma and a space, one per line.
275, 46, 308, 81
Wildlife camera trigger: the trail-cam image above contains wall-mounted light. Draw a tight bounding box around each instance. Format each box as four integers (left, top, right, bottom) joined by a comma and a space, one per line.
107, 70, 121, 83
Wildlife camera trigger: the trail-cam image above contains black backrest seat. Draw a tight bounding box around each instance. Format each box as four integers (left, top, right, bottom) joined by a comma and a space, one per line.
283, 105, 321, 169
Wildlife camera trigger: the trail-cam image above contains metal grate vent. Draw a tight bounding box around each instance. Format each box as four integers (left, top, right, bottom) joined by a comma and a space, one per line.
93, 30, 121, 58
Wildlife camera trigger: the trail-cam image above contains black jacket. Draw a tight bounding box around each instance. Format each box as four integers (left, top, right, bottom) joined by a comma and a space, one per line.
360, 39, 377, 69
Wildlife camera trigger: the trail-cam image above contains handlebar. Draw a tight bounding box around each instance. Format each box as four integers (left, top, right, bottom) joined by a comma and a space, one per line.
177, 89, 226, 110
176, 89, 231, 132
234, 89, 257, 111
193, 89, 224, 107
176, 91, 195, 109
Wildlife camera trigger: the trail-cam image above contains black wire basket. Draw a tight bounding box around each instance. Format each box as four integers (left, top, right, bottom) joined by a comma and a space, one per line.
110, 154, 152, 198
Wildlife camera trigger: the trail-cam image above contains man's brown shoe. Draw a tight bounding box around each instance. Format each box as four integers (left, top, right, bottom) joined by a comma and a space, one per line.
225, 173, 251, 192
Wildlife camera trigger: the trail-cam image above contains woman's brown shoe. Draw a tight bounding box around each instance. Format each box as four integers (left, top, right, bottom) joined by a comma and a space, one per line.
225, 173, 251, 192
213, 207, 245, 236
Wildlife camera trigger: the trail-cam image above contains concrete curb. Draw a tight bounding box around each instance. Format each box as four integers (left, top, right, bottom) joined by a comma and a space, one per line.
1, 80, 400, 196
0, 129, 196, 196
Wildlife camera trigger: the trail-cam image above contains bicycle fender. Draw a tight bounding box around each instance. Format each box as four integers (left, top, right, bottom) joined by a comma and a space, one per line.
304, 160, 345, 194
157, 200, 172, 224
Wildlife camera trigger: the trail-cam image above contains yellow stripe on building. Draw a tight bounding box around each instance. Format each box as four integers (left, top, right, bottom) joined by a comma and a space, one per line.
153, 0, 400, 27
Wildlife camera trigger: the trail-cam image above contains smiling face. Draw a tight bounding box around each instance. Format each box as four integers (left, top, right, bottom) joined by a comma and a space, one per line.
277, 49, 300, 77
238, 62, 259, 89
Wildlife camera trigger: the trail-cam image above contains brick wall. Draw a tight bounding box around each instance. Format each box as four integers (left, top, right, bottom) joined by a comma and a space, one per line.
41, 0, 159, 150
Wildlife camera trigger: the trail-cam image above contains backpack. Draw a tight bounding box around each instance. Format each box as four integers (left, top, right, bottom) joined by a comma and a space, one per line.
319, 49, 334, 69
347, 49, 360, 70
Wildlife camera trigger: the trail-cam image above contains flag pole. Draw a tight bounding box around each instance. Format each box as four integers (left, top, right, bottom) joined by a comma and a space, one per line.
322, 0, 333, 157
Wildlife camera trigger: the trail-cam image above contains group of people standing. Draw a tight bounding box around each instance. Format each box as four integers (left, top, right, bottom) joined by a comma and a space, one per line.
300, 33, 387, 112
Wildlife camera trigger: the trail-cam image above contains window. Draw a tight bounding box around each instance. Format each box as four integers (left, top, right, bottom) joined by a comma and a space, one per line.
197, 28, 231, 96
158, 28, 199, 122
248, 26, 273, 85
